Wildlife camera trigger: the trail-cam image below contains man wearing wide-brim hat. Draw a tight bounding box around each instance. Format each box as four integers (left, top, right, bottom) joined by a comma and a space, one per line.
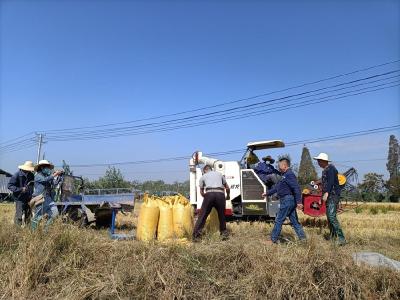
7, 161, 35, 226
31, 160, 63, 230
254, 155, 281, 187
313, 153, 346, 245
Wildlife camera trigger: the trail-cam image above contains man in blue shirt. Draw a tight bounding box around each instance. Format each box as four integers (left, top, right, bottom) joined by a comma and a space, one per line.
254, 156, 281, 187
262, 157, 306, 244
7, 161, 35, 226
314, 153, 346, 245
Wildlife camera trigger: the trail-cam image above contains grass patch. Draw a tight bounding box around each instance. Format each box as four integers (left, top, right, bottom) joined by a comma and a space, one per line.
369, 207, 379, 215
0, 204, 399, 299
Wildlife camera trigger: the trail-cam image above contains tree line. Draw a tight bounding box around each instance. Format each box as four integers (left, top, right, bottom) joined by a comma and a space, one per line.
66, 134, 399, 202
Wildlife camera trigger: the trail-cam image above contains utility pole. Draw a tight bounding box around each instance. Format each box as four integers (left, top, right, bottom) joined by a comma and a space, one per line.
36, 134, 44, 164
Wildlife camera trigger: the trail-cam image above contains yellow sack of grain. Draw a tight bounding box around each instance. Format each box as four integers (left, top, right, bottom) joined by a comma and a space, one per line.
137, 194, 159, 241
157, 197, 174, 241
173, 195, 194, 238
164, 195, 176, 205
205, 207, 219, 234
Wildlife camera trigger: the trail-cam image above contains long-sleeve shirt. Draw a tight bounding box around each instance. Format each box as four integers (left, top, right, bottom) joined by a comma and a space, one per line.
254, 162, 280, 183
267, 169, 302, 204
7, 170, 34, 202
322, 164, 341, 196
33, 172, 55, 198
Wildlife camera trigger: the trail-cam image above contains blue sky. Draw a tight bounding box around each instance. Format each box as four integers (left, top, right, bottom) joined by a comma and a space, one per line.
0, 0, 399, 182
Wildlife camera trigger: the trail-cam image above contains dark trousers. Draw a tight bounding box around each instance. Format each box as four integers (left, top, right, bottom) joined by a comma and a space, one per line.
193, 192, 226, 238
271, 195, 306, 242
15, 200, 31, 226
326, 195, 345, 242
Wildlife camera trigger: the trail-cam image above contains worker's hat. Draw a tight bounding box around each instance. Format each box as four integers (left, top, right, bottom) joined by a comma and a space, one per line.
313, 153, 331, 162
262, 155, 275, 163
34, 159, 54, 171
18, 161, 35, 172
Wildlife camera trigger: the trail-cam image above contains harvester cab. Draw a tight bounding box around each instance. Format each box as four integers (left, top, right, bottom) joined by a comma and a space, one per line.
189, 140, 285, 218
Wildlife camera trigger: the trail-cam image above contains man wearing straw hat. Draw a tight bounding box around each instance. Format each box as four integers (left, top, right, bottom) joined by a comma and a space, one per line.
313, 153, 346, 246
254, 155, 281, 187
7, 161, 35, 226
30, 160, 63, 230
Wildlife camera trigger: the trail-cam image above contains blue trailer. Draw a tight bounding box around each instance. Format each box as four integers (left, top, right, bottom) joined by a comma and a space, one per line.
54, 175, 135, 229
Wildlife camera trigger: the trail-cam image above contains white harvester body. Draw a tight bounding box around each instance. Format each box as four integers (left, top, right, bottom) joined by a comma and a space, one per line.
189, 140, 285, 218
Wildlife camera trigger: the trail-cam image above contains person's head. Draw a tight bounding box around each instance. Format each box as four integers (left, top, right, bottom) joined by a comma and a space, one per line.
34, 160, 54, 175
317, 159, 329, 168
18, 161, 35, 174
313, 153, 331, 169
203, 165, 212, 174
278, 157, 291, 173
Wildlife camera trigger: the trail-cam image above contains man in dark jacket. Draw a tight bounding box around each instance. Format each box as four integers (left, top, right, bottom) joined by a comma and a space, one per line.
254, 155, 281, 187
262, 157, 306, 244
7, 161, 35, 226
314, 153, 346, 245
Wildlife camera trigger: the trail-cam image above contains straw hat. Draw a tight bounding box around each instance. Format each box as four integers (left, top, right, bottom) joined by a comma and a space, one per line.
313, 153, 331, 162
34, 159, 54, 171
18, 161, 35, 172
262, 155, 275, 163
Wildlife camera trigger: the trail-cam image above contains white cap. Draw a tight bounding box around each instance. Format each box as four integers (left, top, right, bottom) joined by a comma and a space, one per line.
313, 153, 331, 162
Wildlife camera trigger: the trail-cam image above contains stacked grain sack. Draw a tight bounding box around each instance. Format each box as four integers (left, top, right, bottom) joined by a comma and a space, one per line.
136, 194, 194, 241
136, 194, 160, 241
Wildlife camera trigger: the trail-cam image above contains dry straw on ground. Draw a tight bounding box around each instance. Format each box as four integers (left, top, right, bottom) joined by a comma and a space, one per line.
0, 203, 399, 299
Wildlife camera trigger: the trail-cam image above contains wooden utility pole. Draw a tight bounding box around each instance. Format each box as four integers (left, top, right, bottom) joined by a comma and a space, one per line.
36, 134, 44, 164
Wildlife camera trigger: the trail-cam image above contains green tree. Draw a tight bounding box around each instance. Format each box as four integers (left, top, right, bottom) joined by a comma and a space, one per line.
386, 135, 399, 180
386, 135, 399, 201
87, 167, 131, 190
386, 176, 400, 202
358, 173, 385, 201
297, 146, 317, 185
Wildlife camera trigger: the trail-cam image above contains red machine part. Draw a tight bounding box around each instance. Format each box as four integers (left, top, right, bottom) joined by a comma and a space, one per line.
302, 193, 326, 217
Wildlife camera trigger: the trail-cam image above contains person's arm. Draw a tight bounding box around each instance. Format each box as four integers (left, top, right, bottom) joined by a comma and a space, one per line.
7, 173, 22, 193
266, 185, 277, 196
221, 175, 230, 200
200, 187, 205, 197
224, 183, 230, 200
34, 174, 54, 185
199, 176, 205, 197
323, 168, 335, 201
287, 173, 302, 204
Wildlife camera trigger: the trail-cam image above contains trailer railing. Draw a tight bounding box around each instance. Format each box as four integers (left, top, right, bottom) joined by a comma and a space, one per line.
84, 188, 139, 195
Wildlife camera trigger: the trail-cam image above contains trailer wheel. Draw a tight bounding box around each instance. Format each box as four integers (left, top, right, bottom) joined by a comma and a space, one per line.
65, 207, 89, 227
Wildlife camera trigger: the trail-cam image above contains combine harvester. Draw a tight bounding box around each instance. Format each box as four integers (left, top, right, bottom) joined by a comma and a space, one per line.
189, 140, 358, 219
190, 140, 285, 219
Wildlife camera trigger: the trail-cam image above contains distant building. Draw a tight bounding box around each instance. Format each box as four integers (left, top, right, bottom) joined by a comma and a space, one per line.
0, 169, 12, 200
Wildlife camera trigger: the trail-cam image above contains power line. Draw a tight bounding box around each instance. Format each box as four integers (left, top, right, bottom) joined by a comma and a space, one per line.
38, 59, 400, 133
2, 63, 399, 150
66, 125, 399, 168
45, 81, 400, 141
0, 140, 38, 154
44, 71, 399, 139
43, 70, 399, 138
0, 132, 35, 146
